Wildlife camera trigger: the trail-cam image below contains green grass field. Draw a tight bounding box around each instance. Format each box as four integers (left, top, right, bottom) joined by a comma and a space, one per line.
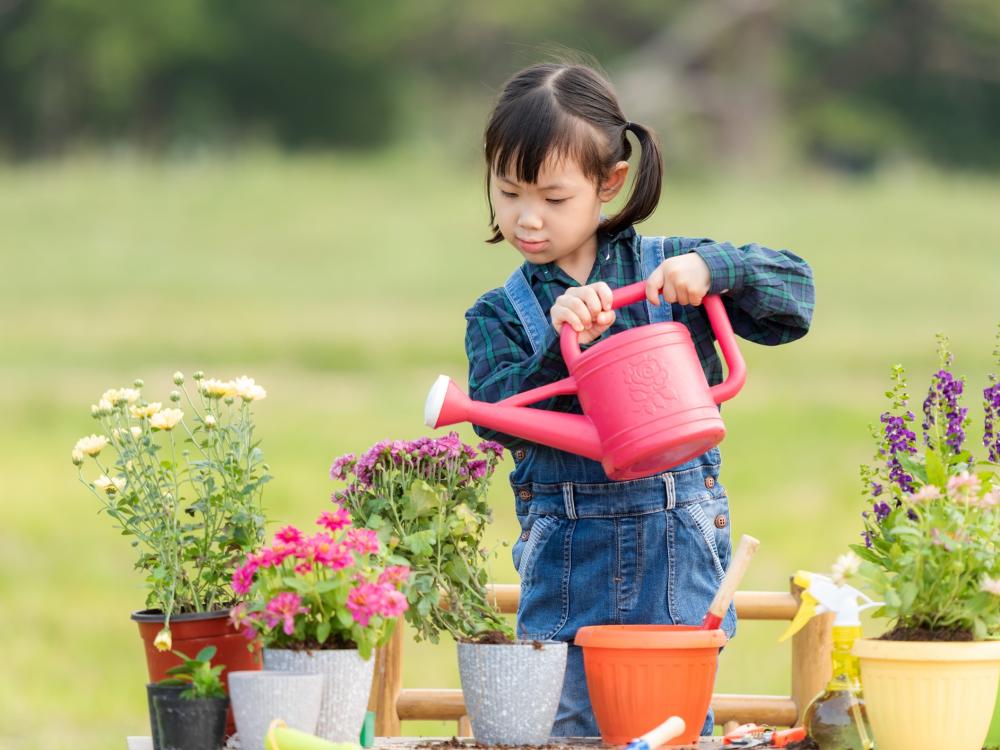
1, 151, 998, 749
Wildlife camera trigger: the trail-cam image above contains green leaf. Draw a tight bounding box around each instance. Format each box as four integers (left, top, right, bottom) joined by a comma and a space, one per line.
316, 621, 331, 644
194, 646, 217, 663
337, 608, 354, 628
925, 448, 947, 488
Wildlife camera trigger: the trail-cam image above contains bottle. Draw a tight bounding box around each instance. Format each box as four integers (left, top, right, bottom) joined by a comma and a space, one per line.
780, 571, 882, 750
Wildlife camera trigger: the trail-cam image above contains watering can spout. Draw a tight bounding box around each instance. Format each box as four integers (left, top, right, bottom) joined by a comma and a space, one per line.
424, 375, 603, 461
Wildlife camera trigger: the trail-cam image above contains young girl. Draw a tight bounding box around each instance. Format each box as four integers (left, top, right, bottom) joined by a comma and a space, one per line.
465, 62, 814, 738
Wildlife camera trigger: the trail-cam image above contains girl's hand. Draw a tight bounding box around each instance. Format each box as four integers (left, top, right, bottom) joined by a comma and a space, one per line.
646, 254, 712, 307
551, 282, 615, 345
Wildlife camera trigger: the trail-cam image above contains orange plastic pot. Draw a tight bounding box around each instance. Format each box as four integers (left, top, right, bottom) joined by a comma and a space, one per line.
133, 608, 261, 736
575, 624, 726, 745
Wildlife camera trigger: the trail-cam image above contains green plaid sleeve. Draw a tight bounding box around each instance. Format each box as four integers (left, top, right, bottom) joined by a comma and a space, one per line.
687, 238, 815, 345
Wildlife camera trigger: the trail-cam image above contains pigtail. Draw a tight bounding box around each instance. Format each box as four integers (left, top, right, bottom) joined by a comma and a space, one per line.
601, 121, 663, 238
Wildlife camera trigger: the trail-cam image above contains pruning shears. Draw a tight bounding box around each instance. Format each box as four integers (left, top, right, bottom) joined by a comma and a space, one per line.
722, 723, 807, 748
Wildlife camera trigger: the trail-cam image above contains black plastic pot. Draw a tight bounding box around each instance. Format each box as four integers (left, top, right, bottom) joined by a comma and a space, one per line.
146, 684, 186, 750
149, 685, 229, 750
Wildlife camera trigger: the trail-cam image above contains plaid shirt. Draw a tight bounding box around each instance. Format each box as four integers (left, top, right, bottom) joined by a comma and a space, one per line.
465, 225, 815, 446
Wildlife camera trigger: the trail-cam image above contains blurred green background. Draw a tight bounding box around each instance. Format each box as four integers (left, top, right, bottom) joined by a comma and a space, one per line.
1, 2, 999, 749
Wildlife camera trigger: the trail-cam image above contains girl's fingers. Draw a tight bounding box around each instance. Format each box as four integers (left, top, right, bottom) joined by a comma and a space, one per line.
676, 285, 690, 306
594, 282, 613, 311
645, 269, 663, 305
660, 279, 678, 304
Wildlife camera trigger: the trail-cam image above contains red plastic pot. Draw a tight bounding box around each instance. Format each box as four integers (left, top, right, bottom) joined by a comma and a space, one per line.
575, 624, 726, 745
133, 608, 261, 736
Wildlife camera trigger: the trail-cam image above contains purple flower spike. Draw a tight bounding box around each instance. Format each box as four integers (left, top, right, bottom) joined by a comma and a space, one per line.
984, 381, 1000, 463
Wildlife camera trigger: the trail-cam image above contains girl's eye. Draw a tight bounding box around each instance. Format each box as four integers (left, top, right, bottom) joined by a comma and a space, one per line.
500, 190, 517, 198
546, 198, 568, 205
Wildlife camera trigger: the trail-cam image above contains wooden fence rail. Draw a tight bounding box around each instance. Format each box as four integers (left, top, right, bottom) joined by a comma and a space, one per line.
366, 580, 832, 736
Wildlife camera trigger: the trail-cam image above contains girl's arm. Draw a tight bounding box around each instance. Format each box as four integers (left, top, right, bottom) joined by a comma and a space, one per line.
681, 237, 815, 345
464, 293, 569, 446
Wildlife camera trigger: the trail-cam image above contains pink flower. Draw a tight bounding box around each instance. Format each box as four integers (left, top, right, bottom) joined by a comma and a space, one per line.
275, 526, 304, 545
345, 528, 380, 556
232, 556, 261, 595
330, 453, 356, 481
908, 485, 942, 503
317, 507, 352, 534
265, 592, 308, 636
378, 565, 411, 587
947, 471, 982, 502
259, 542, 295, 569
980, 490, 1000, 508
377, 586, 409, 617
310, 534, 353, 570
346, 583, 381, 627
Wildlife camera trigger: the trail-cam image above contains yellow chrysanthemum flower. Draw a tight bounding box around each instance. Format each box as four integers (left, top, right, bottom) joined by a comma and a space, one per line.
232, 375, 267, 402
150, 408, 184, 431
200, 379, 235, 399
74, 434, 108, 457
130, 402, 162, 419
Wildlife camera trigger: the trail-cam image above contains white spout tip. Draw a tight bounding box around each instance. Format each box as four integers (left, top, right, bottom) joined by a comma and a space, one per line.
425, 375, 450, 428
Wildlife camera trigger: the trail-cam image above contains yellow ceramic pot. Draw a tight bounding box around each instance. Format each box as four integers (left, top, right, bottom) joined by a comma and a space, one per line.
853, 638, 1000, 750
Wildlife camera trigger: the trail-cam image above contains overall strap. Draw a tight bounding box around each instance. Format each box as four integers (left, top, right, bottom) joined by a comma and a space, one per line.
639, 235, 673, 324
503, 265, 551, 356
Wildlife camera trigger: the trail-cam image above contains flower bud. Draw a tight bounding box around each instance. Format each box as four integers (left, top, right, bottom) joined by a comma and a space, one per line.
170, 390, 181, 402
153, 628, 172, 652
203, 414, 217, 429
172, 371, 184, 385
389, 535, 400, 549
193, 371, 205, 381
224, 396, 234, 406
71, 449, 84, 466
133, 379, 144, 389
91, 404, 100, 418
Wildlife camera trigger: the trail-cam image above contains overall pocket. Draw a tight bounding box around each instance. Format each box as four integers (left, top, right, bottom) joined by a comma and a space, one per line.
514, 514, 573, 641
671, 493, 737, 639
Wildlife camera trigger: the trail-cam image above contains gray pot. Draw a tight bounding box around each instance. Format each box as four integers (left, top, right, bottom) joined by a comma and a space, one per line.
228, 670, 323, 750
263, 647, 374, 743
457, 640, 568, 745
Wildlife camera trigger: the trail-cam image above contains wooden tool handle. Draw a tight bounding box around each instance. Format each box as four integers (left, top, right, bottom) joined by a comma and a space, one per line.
707, 534, 760, 619
640, 715, 686, 749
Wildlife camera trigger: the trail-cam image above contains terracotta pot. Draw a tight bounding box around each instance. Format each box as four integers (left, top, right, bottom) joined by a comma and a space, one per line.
575, 624, 726, 745
133, 608, 261, 735
854, 638, 1000, 750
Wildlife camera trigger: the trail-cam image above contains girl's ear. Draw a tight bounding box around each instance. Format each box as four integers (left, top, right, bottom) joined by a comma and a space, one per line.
598, 161, 630, 203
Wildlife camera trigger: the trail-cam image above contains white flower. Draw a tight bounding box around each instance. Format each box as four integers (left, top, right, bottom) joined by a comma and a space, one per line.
203, 414, 217, 429
130, 402, 162, 419
150, 408, 184, 430
200, 379, 235, 399
93, 475, 126, 495
131, 426, 142, 439
101, 388, 140, 406
71, 449, 85, 466
74, 434, 108, 457
831, 551, 862, 586
980, 577, 1000, 596
909, 485, 942, 503
232, 375, 266, 402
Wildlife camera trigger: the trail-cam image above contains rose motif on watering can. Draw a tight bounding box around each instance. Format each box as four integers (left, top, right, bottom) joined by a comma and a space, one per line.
624, 354, 678, 415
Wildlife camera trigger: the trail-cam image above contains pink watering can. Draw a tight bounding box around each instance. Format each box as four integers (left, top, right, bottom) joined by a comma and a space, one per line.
425, 282, 746, 480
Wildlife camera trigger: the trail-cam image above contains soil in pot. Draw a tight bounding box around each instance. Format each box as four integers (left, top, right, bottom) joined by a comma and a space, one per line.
461, 630, 517, 645
153, 693, 229, 750
878, 624, 974, 641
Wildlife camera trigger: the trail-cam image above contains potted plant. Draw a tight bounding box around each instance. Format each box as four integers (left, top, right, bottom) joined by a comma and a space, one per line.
847, 334, 1000, 750
71, 371, 270, 713
148, 646, 229, 750
332, 433, 568, 745
230, 510, 410, 742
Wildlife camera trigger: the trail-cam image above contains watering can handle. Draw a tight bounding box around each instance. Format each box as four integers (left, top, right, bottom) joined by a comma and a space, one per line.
559, 281, 746, 404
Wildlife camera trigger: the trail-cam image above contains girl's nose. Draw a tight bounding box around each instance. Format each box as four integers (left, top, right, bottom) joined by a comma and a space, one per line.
517, 208, 542, 230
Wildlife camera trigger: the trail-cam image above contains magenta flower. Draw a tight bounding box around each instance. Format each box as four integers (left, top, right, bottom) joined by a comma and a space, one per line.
330, 453, 356, 481
232, 555, 261, 596
378, 587, 409, 617
275, 526, 304, 545
309, 533, 353, 570
345, 528, 380, 555
265, 592, 308, 636
346, 583, 381, 627
317, 507, 352, 533
378, 565, 411, 587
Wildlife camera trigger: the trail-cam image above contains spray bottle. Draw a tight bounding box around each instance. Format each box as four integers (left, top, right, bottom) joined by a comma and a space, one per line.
779, 571, 882, 750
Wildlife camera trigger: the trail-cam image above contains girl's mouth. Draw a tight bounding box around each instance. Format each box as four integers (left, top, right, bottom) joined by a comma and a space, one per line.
516, 238, 549, 253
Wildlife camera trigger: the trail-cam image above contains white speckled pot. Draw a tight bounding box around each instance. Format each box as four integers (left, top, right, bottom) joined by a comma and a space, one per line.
457, 640, 568, 745
263, 647, 375, 743
228, 670, 323, 750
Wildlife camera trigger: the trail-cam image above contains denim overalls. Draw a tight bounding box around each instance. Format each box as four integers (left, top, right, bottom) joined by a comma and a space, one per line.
502, 236, 737, 738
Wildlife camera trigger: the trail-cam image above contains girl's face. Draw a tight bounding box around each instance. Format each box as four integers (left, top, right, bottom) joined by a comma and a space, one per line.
491, 154, 628, 274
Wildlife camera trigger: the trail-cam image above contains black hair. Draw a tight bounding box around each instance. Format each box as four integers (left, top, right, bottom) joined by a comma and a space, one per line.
483, 63, 663, 244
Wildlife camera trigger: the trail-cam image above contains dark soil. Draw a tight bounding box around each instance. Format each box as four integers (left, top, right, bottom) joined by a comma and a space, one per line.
785, 737, 819, 750
878, 625, 974, 641
415, 738, 598, 750
277, 634, 357, 651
